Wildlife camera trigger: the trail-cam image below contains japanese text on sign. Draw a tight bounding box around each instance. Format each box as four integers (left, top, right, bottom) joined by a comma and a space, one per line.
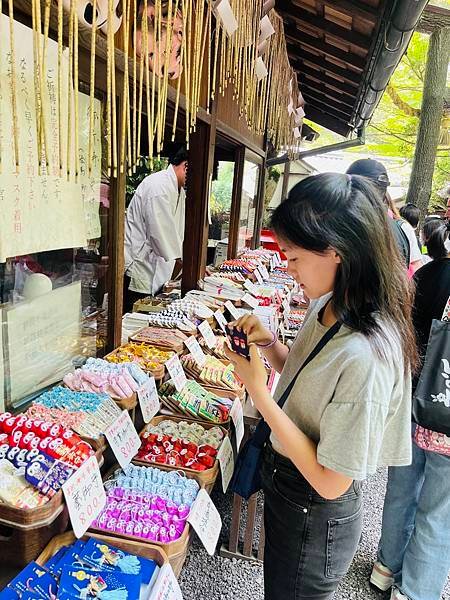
105, 410, 141, 469
242, 293, 259, 309
165, 354, 187, 392
138, 377, 161, 423
188, 489, 222, 556
225, 301, 240, 321
184, 336, 207, 367
230, 397, 245, 450
149, 564, 183, 600
62, 455, 106, 538
217, 436, 234, 493
198, 320, 216, 349
214, 310, 228, 334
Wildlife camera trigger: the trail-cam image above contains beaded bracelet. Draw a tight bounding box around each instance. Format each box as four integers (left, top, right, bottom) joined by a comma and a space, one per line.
256, 331, 277, 349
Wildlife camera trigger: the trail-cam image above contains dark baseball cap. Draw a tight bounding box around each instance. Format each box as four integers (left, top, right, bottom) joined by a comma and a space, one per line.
346, 158, 390, 187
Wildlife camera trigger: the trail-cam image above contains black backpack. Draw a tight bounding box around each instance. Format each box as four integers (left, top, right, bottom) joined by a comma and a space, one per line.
390, 218, 410, 267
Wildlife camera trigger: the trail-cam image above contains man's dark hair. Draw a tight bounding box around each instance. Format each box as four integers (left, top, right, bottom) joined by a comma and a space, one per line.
168, 146, 188, 166
399, 203, 420, 228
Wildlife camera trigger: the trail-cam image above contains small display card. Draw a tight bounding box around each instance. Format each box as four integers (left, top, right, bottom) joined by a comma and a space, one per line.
188, 489, 222, 556
230, 397, 245, 450
244, 279, 259, 296
217, 436, 234, 493
260, 264, 270, 280
254, 269, 264, 285
105, 410, 141, 469
214, 309, 228, 334
138, 376, 161, 423
242, 293, 259, 309
184, 336, 207, 367
165, 354, 187, 392
198, 320, 216, 349
149, 563, 183, 600
62, 455, 106, 538
225, 300, 240, 321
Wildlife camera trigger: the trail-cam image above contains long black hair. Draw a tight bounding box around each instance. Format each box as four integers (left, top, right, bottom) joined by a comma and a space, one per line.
271, 173, 418, 373
423, 219, 450, 260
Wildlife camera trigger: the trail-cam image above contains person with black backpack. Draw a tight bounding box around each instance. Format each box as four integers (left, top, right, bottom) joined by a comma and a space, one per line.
346, 159, 423, 275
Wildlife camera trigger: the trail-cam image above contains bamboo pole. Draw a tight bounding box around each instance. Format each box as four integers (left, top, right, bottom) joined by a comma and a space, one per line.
7, 0, 20, 172
171, 0, 187, 141
88, 0, 98, 176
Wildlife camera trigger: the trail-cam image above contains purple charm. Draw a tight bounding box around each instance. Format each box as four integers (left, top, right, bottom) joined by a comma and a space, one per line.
166, 500, 178, 516
161, 512, 172, 528
177, 504, 190, 519
142, 525, 151, 539
115, 519, 127, 534
172, 515, 186, 534
169, 524, 179, 541
134, 522, 144, 536
156, 497, 167, 512
159, 526, 169, 544
125, 521, 135, 535
148, 524, 160, 542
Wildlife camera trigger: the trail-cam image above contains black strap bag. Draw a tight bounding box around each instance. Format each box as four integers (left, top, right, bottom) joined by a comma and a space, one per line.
230, 321, 341, 500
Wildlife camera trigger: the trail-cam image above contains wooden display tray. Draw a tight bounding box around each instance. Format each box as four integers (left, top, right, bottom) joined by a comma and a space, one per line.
135, 415, 227, 491
129, 326, 187, 354
89, 462, 204, 560
36, 530, 168, 572
104, 348, 166, 380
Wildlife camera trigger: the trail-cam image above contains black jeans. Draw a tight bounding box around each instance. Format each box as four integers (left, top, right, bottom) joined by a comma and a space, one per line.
261, 444, 363, 600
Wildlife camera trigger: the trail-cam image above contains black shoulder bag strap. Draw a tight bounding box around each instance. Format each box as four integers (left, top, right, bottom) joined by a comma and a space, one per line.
251, 320, 342, 448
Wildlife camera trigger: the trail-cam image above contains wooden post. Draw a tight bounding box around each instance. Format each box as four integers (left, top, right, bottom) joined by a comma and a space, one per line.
182, 102, 217, 295
281, 160, 290, 200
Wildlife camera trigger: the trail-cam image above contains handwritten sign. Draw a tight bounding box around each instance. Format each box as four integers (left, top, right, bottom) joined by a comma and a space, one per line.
198, 320, 216, 349
225, 301, 240, 321
62, 455, 106, 538
214, 310, 228, 334
244, 279, 259, 296
217, 436, 234, 493
138, 377, 160, 423
230, 397, 245, 450
242, 293, 259, 309
105, 410, 141, 469
184, 336, 207, 367
188, 489, 222, 556
165, 354, 187, 392
149, 564, 183, 600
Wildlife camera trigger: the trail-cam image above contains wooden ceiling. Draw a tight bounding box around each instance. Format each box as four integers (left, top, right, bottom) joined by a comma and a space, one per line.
276, 0, 386, 137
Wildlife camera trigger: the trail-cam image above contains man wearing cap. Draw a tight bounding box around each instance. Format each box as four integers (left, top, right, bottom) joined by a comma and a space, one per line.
123, 146, 188, 312
346, 159, 423, 274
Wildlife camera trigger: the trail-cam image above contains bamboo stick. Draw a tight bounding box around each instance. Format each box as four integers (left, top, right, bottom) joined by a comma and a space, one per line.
132, 0, 138, 170
88, 0, 98, 176
171, 0, 186, 141
66, 0, 74, 179
136, 0, 146, 165
109, 0, 118, 178
120, 0, 130, 174
73, 4, 79, 180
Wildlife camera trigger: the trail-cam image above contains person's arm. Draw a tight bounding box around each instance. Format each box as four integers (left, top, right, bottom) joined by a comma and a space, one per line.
224, 344, 352, 499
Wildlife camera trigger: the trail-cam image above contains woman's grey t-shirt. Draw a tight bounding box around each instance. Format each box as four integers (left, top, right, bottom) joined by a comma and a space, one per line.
270, 298, 412, 480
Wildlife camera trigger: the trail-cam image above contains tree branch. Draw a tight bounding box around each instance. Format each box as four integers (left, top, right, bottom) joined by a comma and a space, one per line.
369, 123, 415, 145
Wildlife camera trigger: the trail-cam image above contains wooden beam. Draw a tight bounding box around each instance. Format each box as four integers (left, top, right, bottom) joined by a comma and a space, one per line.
297, 72, 357, 102
285, 29, 366, 70
228, 147, 245, 258
302, 90, 353, 118
298, 79, 355, 108
277, 1, 371, 51
295, 62, 359, 91
289, 51, 360, 86
304, 105, 352, 137
320, 0, 378, 22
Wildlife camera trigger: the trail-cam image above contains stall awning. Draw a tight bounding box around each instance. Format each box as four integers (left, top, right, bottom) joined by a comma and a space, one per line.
276, 0, 429, 137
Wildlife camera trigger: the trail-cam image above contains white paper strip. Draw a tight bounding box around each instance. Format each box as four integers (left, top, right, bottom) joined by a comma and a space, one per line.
214, 0, 238, 36
255, 56, 268, 81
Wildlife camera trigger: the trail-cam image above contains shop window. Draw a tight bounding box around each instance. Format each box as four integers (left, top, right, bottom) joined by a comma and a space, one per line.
237, 160, 261, 251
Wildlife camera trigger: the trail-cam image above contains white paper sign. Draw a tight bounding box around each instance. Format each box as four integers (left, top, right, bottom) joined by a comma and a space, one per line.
214, 0, 238, 35
244, 279, 259, 296
184, 336, 207, 367
198, 320, 216, 349
217, 436, 234, 493
188, 489, 222, 556
62, 455, 106, 538
230, 397, 245, 450
138, 377, 160, 423
105, 410, 141, 469
149, 563, 183, 600
254, 269, 264, 285
225, 301, 240, 321
214, 309, 228, 334
260, 264, 270, 280
255, 56, 268, 81
165, 354, 187, 392
282, 298, 290, 314
259, 14, 275, 43
242, 293, 259, 309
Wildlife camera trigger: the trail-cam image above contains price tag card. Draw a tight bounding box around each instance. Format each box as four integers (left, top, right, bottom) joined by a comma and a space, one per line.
165, 354, 187, 392
62, 455, 106, 538
242, 293, 259, 309
198, 320, 216, 349
254, 269, 264, 285
217, 436, 234, 493
225, 300, 240, 321
149, 564, 183, 600
105, 410, 141, 469
282, 298, 290, 314
184, 336, 207, 367
188, 489, 222, 556
138, 377, 160, 423
214, 309, 228, 334
244, 279, 259, 296
230, 397, 245, 450
260, 264, 270, 280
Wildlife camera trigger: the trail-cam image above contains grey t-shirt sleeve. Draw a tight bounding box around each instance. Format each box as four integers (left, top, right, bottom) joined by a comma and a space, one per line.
316, 353, 393, 480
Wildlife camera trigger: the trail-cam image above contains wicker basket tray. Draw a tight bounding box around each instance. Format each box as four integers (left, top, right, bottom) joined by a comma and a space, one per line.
135, 415, 227, 492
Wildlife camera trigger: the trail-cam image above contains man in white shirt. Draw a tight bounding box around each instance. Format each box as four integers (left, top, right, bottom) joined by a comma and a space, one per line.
123, 147, 188, 312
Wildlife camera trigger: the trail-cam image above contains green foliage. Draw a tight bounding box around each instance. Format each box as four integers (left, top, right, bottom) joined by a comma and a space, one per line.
126, 156, 168, 206
210, 162, 234, 215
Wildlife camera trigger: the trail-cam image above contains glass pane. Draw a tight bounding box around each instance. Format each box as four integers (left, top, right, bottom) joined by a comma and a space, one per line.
209, 161, 234, 265
237, 161, 260, 251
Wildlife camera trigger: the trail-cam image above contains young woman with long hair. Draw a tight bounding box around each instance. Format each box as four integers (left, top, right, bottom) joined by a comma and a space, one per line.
225, 173, 417, 600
